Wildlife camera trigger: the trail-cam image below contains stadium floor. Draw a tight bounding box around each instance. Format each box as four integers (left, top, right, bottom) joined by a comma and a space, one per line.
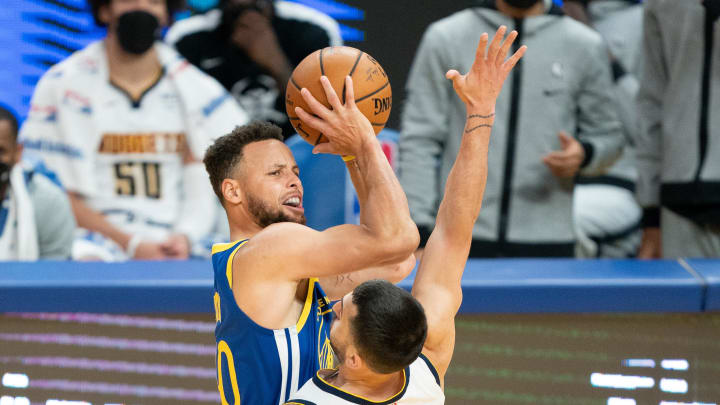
2, 313, 719, 404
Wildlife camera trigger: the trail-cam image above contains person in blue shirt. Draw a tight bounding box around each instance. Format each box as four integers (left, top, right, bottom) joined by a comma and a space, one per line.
202, 76, 419, 405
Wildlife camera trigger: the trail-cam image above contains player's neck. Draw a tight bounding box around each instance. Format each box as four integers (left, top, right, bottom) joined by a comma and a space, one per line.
332, 367, 405, 401
227, 210, 264, 242
104, 35, 162, 97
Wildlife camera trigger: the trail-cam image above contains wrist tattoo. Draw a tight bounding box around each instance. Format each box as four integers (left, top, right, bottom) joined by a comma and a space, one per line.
468, 113, 495, 119
465, 124, 493, 133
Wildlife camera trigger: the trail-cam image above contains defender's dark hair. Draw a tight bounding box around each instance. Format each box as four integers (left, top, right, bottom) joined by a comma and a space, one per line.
87, 0, 186, 27
203, 121, 284, 203
0, 105, 19, 141
350, 280, 428, 374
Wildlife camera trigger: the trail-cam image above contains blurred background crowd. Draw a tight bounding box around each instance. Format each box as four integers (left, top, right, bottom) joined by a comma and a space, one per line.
1, 0, 718, 263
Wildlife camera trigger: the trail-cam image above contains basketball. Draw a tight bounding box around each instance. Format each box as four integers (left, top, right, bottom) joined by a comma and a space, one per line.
285, 46, 392, 146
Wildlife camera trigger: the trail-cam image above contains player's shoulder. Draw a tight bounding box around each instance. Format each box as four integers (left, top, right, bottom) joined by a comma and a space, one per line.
235, 223, 315, 261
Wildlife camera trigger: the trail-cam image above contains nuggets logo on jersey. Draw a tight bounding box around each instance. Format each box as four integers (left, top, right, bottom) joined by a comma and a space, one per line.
212, 240, 334, 405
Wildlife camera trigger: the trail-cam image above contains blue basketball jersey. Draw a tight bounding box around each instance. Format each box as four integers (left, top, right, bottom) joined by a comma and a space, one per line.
212, 239, 334, 405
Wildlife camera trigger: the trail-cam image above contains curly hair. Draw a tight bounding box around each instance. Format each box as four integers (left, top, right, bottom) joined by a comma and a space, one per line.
87, 0, 186, 27
203, 121, 284, 203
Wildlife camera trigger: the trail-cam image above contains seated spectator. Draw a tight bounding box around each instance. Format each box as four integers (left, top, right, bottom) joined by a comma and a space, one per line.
19, 0, 248, 261
399, 0, 624, 258
565, 0, 643, 258
636, 0, 720, 258
166, 0, 342, 139
0, 106, 75, 260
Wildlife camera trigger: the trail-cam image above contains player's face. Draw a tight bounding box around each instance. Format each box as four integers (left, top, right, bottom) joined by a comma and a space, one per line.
329, 293, 356, 366
101, 0, 169, 27
239, 140, 306, 227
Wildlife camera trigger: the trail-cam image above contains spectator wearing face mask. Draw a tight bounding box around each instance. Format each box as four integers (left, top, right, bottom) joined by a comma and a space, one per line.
399, 0, 624, 258
165, 0, 342, 139
0, 106, 75, 261
20, 0, 248, 261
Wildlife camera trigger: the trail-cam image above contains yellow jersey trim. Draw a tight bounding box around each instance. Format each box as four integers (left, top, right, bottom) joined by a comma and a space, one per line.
296, 278, 317, 332
212, 239, 245, 255
315, 368, 407, 403
225, 240, 249, 290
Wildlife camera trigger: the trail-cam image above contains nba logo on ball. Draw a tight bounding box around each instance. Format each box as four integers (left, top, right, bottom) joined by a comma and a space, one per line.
286, 46, 392, 146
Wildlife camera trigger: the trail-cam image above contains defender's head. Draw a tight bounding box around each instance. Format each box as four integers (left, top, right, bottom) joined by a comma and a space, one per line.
203, 121, 306, 228
330, 280, 427, 375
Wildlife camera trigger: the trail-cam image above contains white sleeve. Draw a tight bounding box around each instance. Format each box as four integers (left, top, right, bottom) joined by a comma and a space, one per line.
19, 71, 97, 196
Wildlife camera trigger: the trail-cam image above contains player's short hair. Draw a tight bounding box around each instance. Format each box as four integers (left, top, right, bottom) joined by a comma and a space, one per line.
203, 121, 284, 203
87, 0, 186, 27
350, 280, 428, 374
0, 105, 19, 142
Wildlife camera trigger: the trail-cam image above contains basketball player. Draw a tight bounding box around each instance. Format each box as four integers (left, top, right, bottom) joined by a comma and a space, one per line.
285, 26, 526, 404
202, 77, 419, 402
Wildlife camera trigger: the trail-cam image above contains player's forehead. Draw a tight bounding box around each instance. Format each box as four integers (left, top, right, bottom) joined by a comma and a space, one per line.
241, 139, 297, 170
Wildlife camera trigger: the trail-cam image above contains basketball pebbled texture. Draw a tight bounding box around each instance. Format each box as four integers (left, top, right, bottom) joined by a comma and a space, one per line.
286, 46, 392, 146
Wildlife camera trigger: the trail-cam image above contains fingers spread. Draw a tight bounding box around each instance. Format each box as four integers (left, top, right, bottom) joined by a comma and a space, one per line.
320, 76, 342, 110
300, 87, 331, 118
344, 76, 356, 107
295, 106, 327, 133
496, 30, 518, 65
446, 69, 461, 81
503, 45, 527, 72
486, 25, 507, 63
474, 32, 489, 64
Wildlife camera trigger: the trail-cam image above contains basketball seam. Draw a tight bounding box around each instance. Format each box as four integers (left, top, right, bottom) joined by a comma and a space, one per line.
355, 81, 390, 103
343, 50, 364, 105
319, 48, 326, 77
290, 77, 301, 91
313, 132, 324, 146
348, 49, 364, 77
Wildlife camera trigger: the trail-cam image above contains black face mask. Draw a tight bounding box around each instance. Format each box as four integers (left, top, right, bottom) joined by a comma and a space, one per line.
503, 0, 543, 9
116, 10, 160, 55
0, 161, 10, 187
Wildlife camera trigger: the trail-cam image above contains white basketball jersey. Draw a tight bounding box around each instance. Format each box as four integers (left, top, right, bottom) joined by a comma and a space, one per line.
89, 73, 186, 241
286, 353, 445, 405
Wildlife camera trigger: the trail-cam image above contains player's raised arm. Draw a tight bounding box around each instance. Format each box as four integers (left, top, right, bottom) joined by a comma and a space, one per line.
243, 75, 419, 281
411, 26, 526, 384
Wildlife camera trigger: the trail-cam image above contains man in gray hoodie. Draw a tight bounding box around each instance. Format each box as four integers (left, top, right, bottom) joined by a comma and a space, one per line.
636, 0, 720, 258
565, 0, 644, 258
399, 0, 623, 257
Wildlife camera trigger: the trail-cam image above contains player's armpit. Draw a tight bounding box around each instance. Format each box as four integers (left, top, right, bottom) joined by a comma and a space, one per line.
235, 221, 416, 283
318, 253, 416, 301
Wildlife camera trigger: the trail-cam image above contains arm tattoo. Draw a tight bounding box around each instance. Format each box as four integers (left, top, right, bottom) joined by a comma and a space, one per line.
465, 124, 493, 133
467, 113, 495, 119
335, 273, 353, 286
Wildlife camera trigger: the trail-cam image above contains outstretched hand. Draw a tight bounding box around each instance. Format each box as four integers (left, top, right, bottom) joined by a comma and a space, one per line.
446, 26, 526, 112
294, 76, 376, 157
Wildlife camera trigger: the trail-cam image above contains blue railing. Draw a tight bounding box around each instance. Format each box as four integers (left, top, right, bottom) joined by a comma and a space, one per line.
2, 259, 718, 313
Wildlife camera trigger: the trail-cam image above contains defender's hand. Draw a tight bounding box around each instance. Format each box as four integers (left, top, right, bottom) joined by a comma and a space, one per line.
542, 131, 585, 178
445, 26, 526, 113
294, 75, 376, 157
